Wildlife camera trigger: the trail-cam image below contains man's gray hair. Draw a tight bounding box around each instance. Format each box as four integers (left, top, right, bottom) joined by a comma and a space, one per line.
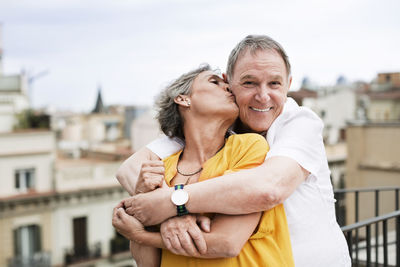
155, 64, 211, 140
226, 35, 291, 81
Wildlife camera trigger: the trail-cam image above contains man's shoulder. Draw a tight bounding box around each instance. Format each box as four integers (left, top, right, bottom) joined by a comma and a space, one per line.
284, 98, 321, 122
267, 98, 323, 143
276, 98, 323, 130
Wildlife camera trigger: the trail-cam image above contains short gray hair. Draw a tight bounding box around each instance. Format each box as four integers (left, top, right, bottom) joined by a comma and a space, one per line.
155, 64, 211, 140
226, 35, 291, 81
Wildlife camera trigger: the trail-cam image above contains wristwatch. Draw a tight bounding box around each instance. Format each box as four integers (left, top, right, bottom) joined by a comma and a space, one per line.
171, 184, 189, 216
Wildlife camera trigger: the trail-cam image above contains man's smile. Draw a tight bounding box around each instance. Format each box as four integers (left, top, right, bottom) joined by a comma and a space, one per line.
250, 107, 272, 112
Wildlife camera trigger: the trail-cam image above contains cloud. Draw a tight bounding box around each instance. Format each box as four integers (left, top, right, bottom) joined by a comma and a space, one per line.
0, 0, 399, 110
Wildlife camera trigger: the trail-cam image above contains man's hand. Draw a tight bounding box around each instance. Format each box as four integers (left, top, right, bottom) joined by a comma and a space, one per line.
135, 160, 166, 194
112, 201, 145, 241
160, 215, 211, 256
123, 187, 175, 226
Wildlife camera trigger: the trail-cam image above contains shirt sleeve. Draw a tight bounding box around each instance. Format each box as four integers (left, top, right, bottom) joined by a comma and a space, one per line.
146, 136, 184, 159
266, 109, 326, 176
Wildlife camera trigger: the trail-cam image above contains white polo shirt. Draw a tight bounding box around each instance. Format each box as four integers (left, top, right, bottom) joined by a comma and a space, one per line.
147, 97, 351, 267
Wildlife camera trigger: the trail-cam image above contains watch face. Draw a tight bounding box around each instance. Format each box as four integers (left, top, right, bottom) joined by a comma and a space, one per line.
171, 189, 189, 206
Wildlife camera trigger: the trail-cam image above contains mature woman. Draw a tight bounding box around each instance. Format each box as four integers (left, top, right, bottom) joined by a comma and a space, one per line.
112, 64, 294, 267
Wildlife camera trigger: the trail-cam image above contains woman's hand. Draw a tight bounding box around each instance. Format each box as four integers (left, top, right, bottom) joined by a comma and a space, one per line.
123, 187, 176, 226
160, 214, 211, 256
135, 160, 166, 194
112, 201, 145, 241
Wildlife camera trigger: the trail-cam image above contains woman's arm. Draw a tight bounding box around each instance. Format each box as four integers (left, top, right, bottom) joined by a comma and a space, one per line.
112, 202, 161, 267
113, 205, 261, 259
130, 240, 161, 267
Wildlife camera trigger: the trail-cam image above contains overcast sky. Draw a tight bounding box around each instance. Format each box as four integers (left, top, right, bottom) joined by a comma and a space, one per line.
0, 0, 399, 112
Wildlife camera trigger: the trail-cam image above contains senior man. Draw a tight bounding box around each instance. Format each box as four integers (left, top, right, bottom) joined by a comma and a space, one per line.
117, 35, 351, 266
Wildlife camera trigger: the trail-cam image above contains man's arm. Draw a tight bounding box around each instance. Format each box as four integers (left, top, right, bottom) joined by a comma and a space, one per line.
124, 155, 308, 226
187, 155, 309, 214
116, 147, 161, 196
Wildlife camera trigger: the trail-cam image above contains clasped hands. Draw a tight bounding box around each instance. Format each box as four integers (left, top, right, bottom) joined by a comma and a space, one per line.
112, 160, 210, 256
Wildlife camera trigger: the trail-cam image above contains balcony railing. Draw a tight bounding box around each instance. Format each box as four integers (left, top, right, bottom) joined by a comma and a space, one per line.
8, 251, 51, 267
64, 242, 101, 265
110, 235, 130, 254
334, 186, 400, 225
342, 210, 400, 266
335, 187, 400, 266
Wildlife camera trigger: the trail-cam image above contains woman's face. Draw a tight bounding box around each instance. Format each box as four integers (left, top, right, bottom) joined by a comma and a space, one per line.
189, 70, 239, 121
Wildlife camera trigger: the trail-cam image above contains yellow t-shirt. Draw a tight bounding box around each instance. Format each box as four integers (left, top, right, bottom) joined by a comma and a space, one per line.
161, 133, 294, 267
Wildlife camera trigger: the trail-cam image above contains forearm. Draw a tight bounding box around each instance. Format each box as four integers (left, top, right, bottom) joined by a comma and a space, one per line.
130, 241, 160, 267
116, 147, 160, 196
186, 156, 307, 215
132, 228, 236, 259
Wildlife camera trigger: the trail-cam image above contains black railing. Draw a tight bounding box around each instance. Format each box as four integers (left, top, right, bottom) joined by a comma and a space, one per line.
8, 251, 51, 267
334, 186, 400, 226
110, 235, 130, 254
334, 187, 400, 266
64, 242, 101, 265
342, 210, 400, 267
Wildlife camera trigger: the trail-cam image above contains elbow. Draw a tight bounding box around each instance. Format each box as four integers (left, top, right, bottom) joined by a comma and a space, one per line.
224, 244, 242, 258
214, 236, 244, 258
258, 186, 285, 210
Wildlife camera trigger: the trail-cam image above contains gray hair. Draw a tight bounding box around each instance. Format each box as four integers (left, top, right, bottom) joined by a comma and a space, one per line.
155, 64, 211, 140
226, 35, 291, 81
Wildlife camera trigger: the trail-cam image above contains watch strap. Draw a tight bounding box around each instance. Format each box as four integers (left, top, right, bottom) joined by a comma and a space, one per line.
174, 184, 189, 216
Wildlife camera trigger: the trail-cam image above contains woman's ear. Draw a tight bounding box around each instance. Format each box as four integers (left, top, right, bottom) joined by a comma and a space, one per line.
222, 73, 228, 83
174, 95, 191, 108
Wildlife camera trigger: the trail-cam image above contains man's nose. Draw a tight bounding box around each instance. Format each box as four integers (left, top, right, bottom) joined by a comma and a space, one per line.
255, 85, 271, 103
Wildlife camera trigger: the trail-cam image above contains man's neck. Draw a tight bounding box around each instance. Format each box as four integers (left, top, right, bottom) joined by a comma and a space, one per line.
233, 119, 267, 136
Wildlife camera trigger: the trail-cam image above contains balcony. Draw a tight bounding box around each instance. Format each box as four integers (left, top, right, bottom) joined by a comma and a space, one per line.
8, 251, 51, 267
64, 242, 101, 265
335, 187, 400, 266
110, 234, 130, 254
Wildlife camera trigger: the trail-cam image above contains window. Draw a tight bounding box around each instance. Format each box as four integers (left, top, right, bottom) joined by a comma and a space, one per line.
13, 224, 42, 259
15, 168, 35, 192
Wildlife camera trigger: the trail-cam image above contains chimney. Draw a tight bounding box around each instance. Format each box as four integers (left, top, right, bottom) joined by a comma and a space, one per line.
0, 23, 3, 75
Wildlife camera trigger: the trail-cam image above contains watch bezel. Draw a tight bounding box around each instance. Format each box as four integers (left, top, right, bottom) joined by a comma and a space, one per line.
171, 189, 189, 206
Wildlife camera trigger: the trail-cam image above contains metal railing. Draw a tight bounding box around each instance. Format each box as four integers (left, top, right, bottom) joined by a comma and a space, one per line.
342, 210, 400, 267
8, 251, 51, 267
64, 242, 102, 265
110, 235, 130, 254
334, 186, 400, 224
334, 187, 400, 266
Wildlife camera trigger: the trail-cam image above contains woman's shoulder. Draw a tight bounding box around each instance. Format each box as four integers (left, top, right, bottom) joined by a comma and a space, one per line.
162, 150, 182, 165
226, 133, 269, 150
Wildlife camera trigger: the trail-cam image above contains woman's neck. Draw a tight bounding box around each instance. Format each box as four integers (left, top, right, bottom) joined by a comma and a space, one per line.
180, 117, 231, 165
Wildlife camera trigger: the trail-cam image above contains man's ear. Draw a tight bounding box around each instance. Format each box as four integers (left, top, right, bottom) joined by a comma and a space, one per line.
174, 95, 190, 108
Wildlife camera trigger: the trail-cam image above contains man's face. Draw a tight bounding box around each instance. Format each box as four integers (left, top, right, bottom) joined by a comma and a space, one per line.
230, 49, 292, 133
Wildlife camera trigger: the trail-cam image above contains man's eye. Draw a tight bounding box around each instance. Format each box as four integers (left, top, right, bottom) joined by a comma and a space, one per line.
270, 81, 281, 86
210, 80, 219, 85
243, 81, 254, 85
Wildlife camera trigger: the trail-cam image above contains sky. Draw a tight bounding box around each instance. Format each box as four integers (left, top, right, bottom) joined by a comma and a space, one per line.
0, 0, 399, 112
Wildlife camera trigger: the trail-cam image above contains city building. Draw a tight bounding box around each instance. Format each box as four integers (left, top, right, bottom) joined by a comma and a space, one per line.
365, 72, 400, 121
345, 121, 400, 224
